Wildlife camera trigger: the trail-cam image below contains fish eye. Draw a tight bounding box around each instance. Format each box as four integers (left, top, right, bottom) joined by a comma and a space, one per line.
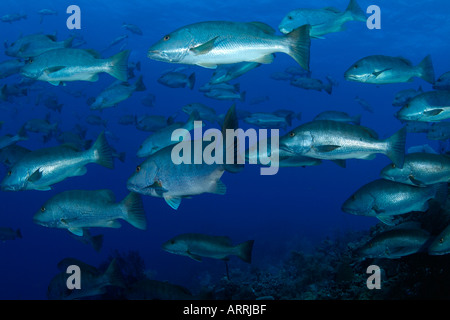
40, 207, 46, 212
288, 16, 293, 20
440, 238, 444, 244
28, 58, 33, 64
353, 64, 358, 69
391, 164, 396, 168
289, 132, 295, 137
163, 35, 170, 41
170, 240, 175, 244
7, 170, 11, 176
136, 165, 141, 172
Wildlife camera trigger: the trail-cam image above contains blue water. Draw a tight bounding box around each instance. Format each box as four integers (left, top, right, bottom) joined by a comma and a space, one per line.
0, 0, 449, 300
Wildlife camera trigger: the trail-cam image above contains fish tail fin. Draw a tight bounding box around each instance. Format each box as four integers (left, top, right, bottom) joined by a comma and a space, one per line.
222, 104, 245, 173
235, 240, 254, 263
90, 132, 114, 169
345, 0, 367, 22
385, 127, 407, 168
284, 24, 311, 71
122, 192, 147, 230
103, 259, 126, 288
16, 229, 22, 239
91, 234, 104, 252
134, 75, 146, 92
417, 54, 435, 84
188, 72, 196, 90
107, 50, 130, 82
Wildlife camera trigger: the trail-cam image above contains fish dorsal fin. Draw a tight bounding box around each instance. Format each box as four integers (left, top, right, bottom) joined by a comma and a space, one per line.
190, 37, 219, 55
247, 22, 276, 34
83, 49, 101, 58
396, 57, 413, 66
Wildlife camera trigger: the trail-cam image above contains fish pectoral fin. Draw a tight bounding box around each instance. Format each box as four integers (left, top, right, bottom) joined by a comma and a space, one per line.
409, 175, 426, 187
28, 169, 43, 182
314, 145, 341, 152
377, 215, 395, 226
424, 109, 444, 116
163, 195, 182, 210
187, 250, 202, 262
251, 54, 274, 64
48, 81, 61, 86
196, 62, 218, 69
45, 66, 66, 74
67, 227, 84, 236
372, 205, 385, 214
372, 68, 392, 77
190, 36, 219, 55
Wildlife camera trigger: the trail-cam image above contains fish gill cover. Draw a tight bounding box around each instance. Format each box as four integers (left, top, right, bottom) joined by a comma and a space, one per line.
0, 0, 449, 302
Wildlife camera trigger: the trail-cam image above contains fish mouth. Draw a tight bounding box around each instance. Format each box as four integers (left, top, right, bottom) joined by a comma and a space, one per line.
278, 143, 296, 156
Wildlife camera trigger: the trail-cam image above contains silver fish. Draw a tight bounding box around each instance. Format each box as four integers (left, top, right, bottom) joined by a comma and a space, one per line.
21, 48, 130, 86
279, 120, 406, 168
278, 0, 366, 38
342, 179, 447, 225
162, 233, 254, 263
1, 132, 113, 191
89, 75, 146, 110
345, 55, 435, 84
357, 226, 430, 259
34, 190, 147, 236
148, 21, 311, 71
428, 224, 450, 255
396, 91, 450, 122
5, 34, 73, 58
433, 71, 450, 91
381, 152, 450, 187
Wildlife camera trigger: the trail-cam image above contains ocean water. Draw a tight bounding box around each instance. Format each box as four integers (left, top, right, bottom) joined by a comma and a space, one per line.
0, 0, 449, 301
